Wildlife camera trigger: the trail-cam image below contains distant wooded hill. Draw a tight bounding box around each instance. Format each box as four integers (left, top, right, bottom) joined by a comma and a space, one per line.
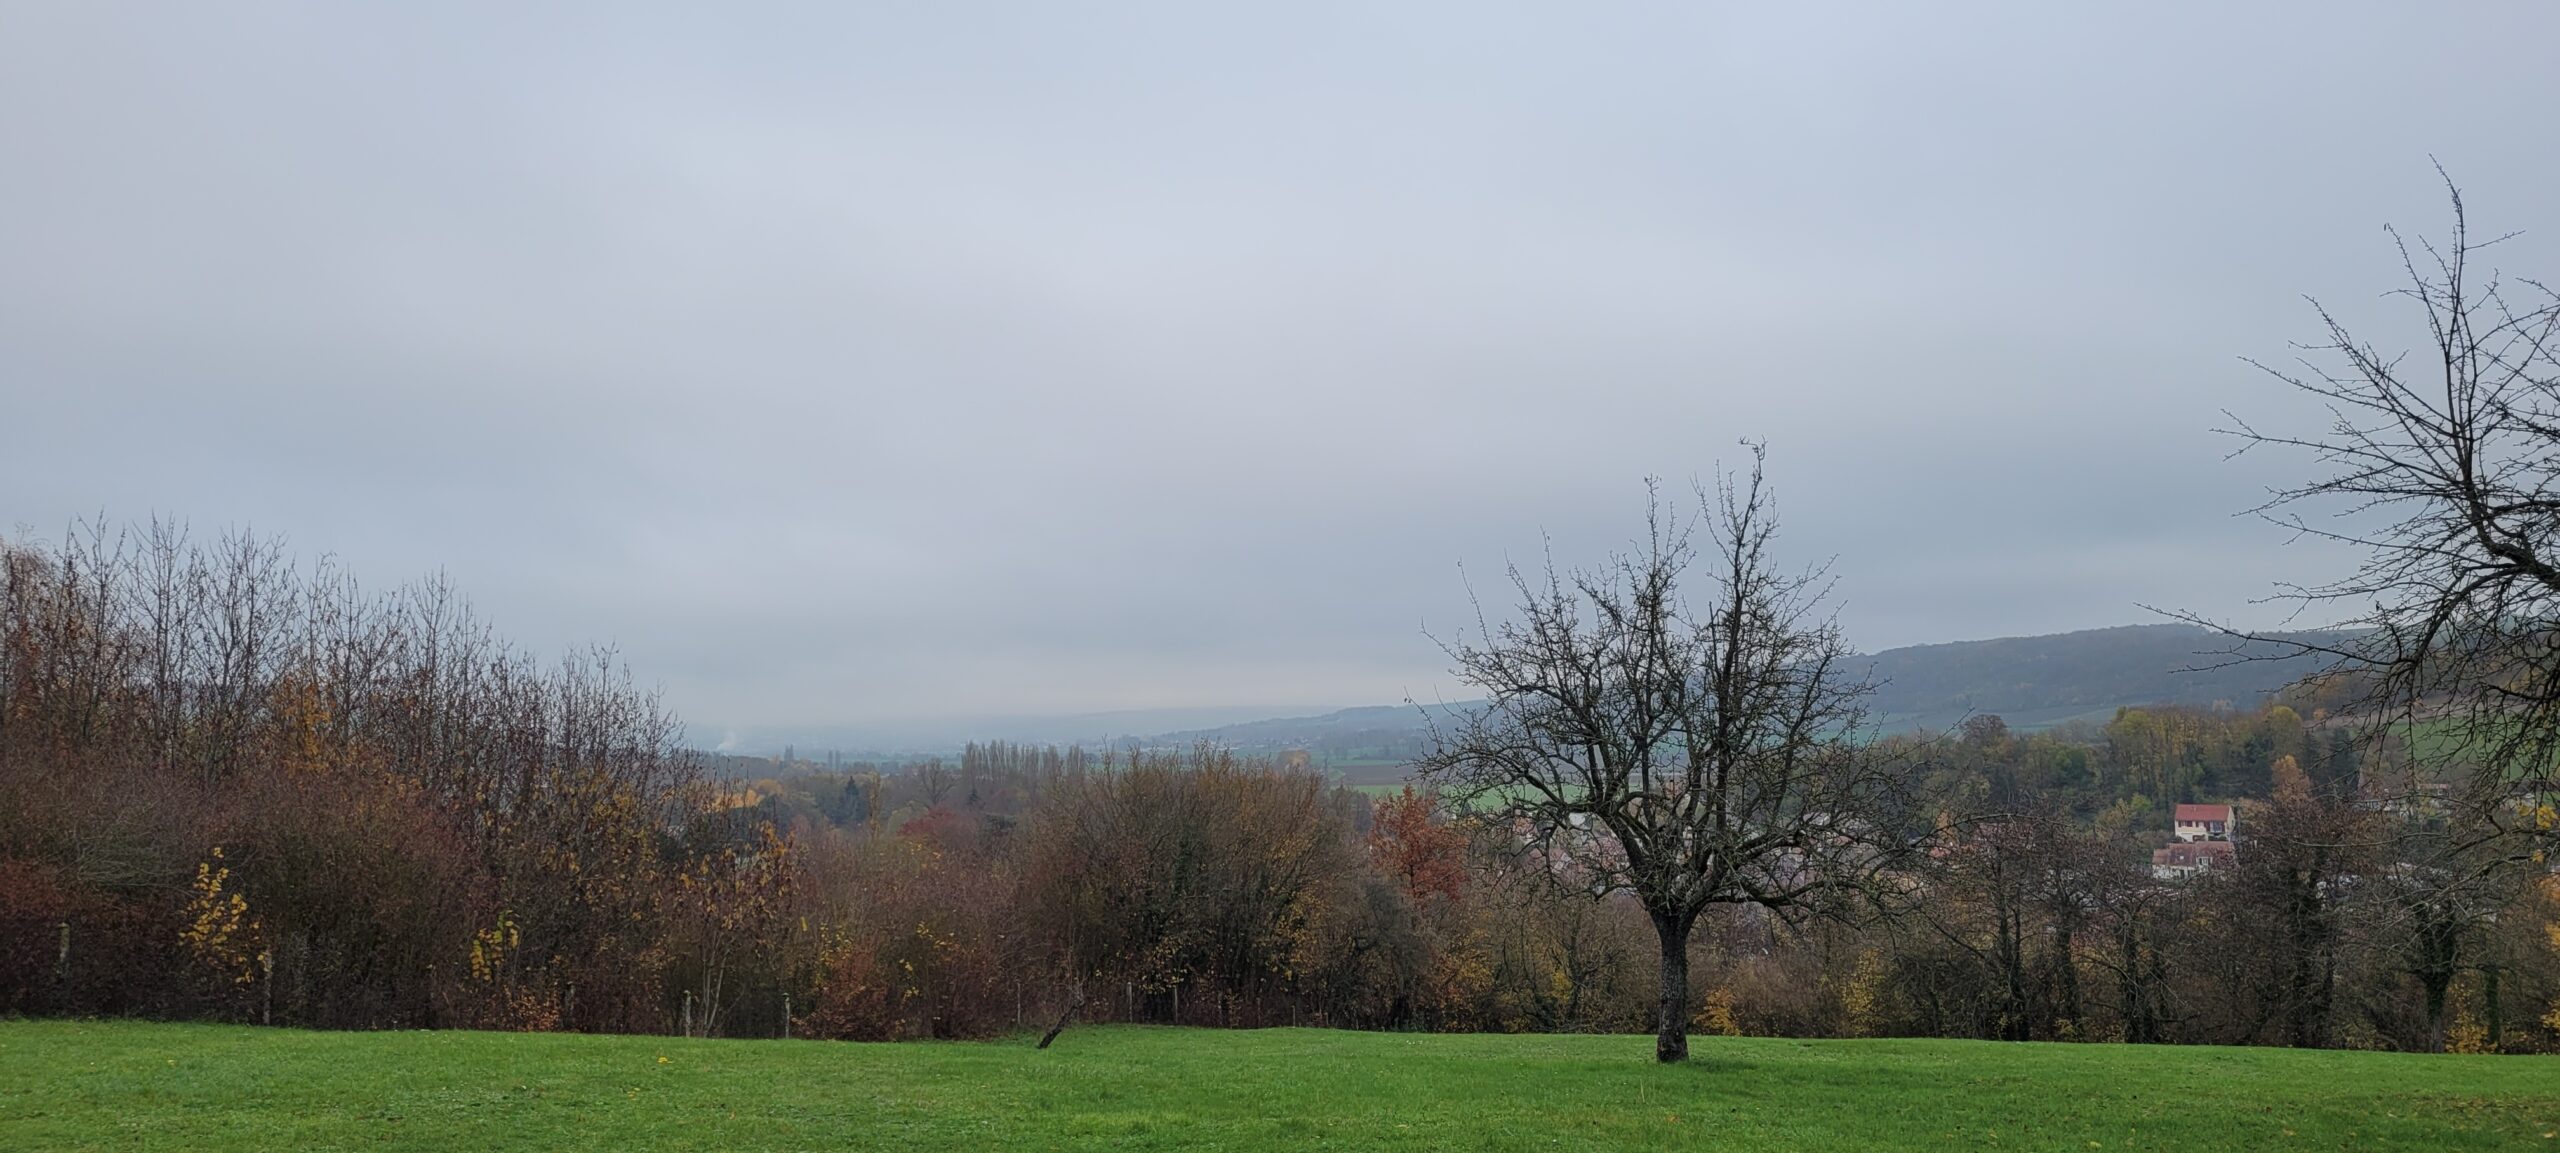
1857, 623, 2340, 732
699, 624, 2347, 765
1149, 624, 2343, 759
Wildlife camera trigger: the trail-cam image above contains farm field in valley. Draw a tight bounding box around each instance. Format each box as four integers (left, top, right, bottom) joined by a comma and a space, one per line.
3, 1020, 2553, 1151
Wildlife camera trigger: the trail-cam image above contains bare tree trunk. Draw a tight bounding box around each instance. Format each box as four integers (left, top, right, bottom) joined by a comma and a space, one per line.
1653, 911, 1693, 1063
2411, 902, 2462, 1054
2483, 964, 2503, 1052
2283, 873, 2334, 1049
2418, 974, 2452, 1053
1036, 981, 1085, 1050
2116, 924, 2159, 1045
2049, 923, 2081, 1037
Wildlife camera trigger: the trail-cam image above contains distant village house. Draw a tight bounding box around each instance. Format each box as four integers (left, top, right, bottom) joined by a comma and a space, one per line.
2172, 802, 2233, 842
2153, 803, 2238, 880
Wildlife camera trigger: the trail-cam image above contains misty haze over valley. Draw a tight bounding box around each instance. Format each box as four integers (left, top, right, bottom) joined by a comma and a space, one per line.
697, 623, 2339, 758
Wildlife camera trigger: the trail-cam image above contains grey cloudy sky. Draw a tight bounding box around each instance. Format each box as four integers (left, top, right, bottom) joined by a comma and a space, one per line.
7, 2, 2558, 735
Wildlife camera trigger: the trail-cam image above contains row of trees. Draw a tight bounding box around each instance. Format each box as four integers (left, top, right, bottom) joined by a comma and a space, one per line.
720, 753, 1675, 1039
0, 523, 767, 1032
0, 522, 1679, 1040
715, 732, 2560, 1054
1897, 703, 2365, 833
4, 517, 2557, 1058
1897, 750, 2556, 1052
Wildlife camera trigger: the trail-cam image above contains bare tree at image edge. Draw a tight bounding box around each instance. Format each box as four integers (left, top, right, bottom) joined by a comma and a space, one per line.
2185, 174, 2560, 1051
2202, 172, 2560, 814
1417, 447, 1913, 1063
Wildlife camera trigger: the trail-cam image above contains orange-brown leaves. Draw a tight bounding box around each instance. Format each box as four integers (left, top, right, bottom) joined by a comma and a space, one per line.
1368, 786, 1468, 905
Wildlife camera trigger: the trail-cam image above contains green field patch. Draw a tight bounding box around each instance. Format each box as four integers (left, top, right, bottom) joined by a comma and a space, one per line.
4, 1021, 2554, 1151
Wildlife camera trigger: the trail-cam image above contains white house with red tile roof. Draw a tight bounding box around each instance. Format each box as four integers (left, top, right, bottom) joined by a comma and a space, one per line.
2173, 803, 2233, 843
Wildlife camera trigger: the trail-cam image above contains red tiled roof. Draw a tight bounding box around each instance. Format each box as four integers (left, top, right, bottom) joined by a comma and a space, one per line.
2174, 803, 2232, 823
2152, 841, 2236, 867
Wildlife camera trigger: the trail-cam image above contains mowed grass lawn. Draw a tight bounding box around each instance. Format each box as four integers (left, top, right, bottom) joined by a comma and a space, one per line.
4, 1021, 2557, 1151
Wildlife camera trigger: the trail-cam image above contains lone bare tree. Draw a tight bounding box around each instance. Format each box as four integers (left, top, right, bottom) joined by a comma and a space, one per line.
1418, 447, 1908, 1062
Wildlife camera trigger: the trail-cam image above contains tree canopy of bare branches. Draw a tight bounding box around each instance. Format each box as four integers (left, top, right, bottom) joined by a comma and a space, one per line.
2207, 174, 2560, 1052
1417, 447, 1911, 1062
2222, 172, 2560, 810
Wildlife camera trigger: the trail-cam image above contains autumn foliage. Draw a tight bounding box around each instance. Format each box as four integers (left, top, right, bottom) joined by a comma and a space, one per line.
10, 523, 2560, 1054
0, 524, 776, 1032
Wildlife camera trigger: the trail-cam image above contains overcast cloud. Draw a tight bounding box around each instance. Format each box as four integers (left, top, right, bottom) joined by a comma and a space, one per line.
6, 2, 2558, 734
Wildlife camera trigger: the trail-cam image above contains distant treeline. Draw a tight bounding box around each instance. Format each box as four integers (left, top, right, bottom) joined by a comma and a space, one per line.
5, 525, 2555, 1052
729, 712, 2556, 1052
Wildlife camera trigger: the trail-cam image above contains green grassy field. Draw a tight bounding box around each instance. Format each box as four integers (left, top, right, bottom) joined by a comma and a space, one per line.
3, 1020, 2554, 1151
2391, 715, 2560, 783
